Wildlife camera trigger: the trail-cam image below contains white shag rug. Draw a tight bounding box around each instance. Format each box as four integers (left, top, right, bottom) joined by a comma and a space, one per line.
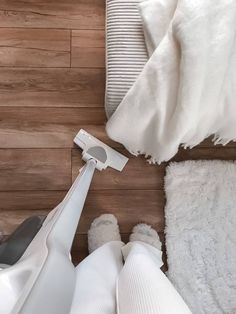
164, 161, 236, 314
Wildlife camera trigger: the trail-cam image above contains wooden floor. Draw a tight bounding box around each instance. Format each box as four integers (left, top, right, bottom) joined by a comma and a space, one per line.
0, 0, 236, 266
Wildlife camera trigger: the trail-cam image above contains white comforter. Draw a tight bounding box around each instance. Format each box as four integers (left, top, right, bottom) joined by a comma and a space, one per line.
106, 0, 236, 164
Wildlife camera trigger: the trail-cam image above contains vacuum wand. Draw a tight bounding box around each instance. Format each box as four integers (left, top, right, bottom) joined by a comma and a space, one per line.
52, 129, 129, 249
0, 129, 129, 314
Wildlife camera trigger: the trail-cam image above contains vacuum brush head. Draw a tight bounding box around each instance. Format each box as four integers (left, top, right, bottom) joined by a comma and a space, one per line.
74, 129, 129, 171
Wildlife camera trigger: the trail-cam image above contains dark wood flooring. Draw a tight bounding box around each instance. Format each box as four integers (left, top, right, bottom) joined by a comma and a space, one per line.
0, 0, 235, 266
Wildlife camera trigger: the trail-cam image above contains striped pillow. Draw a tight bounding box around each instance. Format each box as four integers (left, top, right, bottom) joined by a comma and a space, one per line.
105, 0, 148, 118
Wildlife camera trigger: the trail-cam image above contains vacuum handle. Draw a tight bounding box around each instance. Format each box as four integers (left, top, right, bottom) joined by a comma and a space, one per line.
45, 159, 97, 253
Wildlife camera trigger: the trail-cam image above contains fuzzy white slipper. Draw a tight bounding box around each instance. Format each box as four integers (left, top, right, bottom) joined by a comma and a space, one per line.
88, 214, 121, 253
130, 223, 162, 250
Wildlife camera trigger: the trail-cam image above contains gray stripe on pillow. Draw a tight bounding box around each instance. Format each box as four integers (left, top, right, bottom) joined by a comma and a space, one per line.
105, 0, 148, 118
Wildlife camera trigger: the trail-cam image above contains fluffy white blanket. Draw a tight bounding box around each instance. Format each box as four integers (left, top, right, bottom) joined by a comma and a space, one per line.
165, 160, 236, 313
106, 0, 236, 164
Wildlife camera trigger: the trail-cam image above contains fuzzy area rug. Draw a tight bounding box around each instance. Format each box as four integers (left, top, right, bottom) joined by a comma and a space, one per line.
164, 160, 236, 314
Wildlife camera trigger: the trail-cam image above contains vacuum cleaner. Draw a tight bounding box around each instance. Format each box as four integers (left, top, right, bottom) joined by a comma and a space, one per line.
0, 129, 128, 314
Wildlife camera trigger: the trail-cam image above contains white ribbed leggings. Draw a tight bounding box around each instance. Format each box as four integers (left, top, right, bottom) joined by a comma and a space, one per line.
70, 241, 192, 314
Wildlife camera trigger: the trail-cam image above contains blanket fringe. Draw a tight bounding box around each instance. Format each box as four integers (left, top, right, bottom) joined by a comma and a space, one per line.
127, 147, 162, 165
213, 135, 232, 146
125, 134, 236, 165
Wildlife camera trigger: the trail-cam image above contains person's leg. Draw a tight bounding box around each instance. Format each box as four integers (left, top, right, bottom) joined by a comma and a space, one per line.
116, 224, 192, 314
70, 214, 124, 314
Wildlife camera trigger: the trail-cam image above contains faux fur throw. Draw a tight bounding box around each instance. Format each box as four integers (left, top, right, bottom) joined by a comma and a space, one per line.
106, 0, 236, 164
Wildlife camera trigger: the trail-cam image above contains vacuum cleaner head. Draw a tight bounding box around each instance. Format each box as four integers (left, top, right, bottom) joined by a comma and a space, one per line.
74, 129, 128, 171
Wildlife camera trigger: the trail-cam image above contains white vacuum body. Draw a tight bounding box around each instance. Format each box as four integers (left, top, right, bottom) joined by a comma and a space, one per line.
0, 130, 128, 314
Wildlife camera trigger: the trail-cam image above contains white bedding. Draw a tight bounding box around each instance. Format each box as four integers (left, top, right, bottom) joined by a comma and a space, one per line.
107, 0, 236, 163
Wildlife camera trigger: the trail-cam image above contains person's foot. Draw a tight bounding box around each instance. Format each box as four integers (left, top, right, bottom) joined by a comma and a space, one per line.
88, 214, 121, 253
130, 223, 162, 250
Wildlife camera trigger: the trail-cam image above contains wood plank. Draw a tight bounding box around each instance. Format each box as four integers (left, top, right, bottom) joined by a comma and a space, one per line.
0, 28, 70, 67
72, 131, 236, 150
174, 147, 236, 161
0, 210, 47, 235
0, 191, 65, 211
0, 191, 66, 234
72, 148, 165, 190
0, 190, 165, 235
78, 190, 165, 234
96, 135, 236, 149
0, 149, 71, 190
197, 136, 236, 148
0, 67, 105, 107
116, 147, 236, 166
1, 147, 235, 233
71, 127, 236, 150
2, 110, 235, 151
0, 228, 167, 271
73, 146, 236, 190
72, 30, 105, 68
0, 0, 105, 29
72, 232, 167, 271
72, 126, 120, 148
0, 108, 106, 148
